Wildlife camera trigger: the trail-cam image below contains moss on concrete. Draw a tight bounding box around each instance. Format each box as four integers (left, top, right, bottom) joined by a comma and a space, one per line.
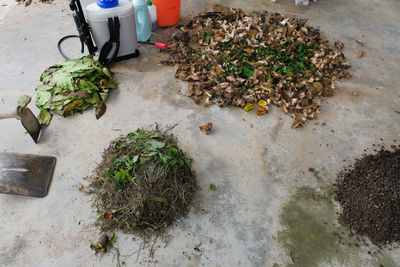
278, 186, 396, 267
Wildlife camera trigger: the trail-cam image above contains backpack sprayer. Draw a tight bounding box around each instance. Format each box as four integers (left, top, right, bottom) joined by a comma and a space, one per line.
58, 0, 142, 65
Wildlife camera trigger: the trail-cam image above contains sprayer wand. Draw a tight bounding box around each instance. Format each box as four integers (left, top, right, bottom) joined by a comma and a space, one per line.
69, 0, 96, 55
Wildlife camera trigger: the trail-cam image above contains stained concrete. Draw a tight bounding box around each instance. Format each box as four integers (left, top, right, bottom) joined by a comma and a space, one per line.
0, 0, 399, 266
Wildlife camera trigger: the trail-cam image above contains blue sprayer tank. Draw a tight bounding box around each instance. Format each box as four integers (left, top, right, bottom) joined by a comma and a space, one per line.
133, 0, 152, 42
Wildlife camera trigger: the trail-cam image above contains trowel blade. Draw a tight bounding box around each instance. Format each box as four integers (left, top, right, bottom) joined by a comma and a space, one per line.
0, 152, 56, 198
18, 107, 41, 143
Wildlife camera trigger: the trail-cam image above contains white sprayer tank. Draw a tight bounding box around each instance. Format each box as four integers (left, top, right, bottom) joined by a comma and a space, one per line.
85, 0, 138, 58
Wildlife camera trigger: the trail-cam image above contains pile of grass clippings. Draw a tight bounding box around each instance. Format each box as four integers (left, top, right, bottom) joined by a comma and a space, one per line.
164, 8, 351, 128
91, 128, 197, 234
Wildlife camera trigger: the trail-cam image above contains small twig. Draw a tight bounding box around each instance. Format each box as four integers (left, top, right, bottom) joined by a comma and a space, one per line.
115, 248, 122, 267
135, 241, 143, 262
166, 123, 179, 132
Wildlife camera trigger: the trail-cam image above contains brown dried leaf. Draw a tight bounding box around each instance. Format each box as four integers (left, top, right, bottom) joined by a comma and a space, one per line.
357, 50, 364, 58
199, 122, 212, 135
256, 108, 267, 116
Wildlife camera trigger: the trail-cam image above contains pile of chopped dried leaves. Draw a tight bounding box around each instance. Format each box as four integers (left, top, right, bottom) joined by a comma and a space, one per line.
91, 128, 197, 234
164, 8, 351, 128
35, 56, 116, 125
335, 144, 400, 246
16, 0, 52, 7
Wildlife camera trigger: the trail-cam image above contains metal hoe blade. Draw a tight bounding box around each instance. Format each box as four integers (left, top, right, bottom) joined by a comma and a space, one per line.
18, 107, 41, 143
0, 152, 56, 198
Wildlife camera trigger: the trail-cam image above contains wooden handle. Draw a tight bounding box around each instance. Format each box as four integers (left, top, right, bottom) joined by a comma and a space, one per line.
0, 109, 18, 120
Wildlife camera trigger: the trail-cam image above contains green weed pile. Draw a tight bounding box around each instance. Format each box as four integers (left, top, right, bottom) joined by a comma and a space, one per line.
91, 128, 197, 234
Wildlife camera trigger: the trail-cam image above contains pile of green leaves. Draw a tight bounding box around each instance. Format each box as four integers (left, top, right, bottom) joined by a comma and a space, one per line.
36, 55, 116, 124
91, 128, 197, 233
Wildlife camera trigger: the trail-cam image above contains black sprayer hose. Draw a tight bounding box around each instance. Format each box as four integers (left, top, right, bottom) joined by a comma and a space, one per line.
57, 34, 80, 60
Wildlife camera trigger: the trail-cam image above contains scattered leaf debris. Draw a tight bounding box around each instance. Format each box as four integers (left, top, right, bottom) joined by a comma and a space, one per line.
163, 8, 351, 128
91, 128, 197, 234
335, 144, 400, 245
36, 55, 116, 123
90, 233, 110, 253
199, 122, 212, 135
209, 184, 216, 191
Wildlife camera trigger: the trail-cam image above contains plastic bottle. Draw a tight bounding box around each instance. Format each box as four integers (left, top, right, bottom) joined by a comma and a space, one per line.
151, 0, 180, 27
146, 0, 158, 31
133, 0, 152, 42
85, 0, 139, 59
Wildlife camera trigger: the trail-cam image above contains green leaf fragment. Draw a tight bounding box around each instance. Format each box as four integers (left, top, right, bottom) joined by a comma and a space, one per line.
204, 32, 212, 43
102, 67, 112, 78
243, 103, 255, 112
111, 233, 117, 243
37, 110, 52, 126
18, 95, 31, 107
140, 157, 150, 165
36, 90, 52, 108
85, 93, 100, 105
99, 92, 108, 102
36, 85, 53, 92
209, 184, 216, 191
145, 140, 165, 151
52, 71, 74, 91
51, 94, 70, 103
242, 65, 254, 78
95, 102, 106, 120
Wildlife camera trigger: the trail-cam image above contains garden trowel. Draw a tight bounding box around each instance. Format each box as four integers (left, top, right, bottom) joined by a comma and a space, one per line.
0, 152, 56, 198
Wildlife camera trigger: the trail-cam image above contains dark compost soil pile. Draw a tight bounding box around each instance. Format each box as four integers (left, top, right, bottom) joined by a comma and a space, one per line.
335, 145, 400, 245
164, 8, 351, 128
91, 128, 197, 234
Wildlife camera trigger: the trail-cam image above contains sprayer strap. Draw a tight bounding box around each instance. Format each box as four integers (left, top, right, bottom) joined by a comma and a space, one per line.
98, 16, 120, 66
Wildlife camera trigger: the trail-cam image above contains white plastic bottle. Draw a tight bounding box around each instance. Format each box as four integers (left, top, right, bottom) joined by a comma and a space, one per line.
146, 0, 158, 31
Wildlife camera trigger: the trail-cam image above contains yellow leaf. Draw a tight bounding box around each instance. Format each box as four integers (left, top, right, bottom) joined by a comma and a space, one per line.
260, 84, 272, 92
258, 100, 268, 107
345, 72, 352, 79
78, 184, 83, 191
243, 103, 254, 112
216, 65, 224, 74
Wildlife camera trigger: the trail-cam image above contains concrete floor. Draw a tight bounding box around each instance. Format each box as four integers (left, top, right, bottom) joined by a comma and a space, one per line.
0, 0, 399, 266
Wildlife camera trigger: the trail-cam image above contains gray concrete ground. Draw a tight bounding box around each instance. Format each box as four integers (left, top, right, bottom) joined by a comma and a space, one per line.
0, 0, 399, 266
